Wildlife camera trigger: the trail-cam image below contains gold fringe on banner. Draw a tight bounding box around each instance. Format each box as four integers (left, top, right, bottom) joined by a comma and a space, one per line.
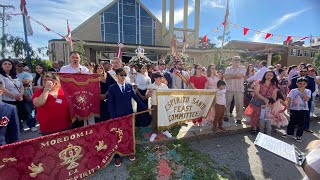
58, 76, 100, 86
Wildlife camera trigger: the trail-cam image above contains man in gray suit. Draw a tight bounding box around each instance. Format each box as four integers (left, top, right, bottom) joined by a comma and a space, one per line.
171, 60, 190, 89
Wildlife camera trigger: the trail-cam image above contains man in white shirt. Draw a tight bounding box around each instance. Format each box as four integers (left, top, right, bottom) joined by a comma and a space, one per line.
247, 60, 268, 82
60, 51, 90, 74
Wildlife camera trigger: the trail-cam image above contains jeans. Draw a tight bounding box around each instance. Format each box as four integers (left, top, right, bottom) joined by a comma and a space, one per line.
259, 119, 271, 135
24, 100, 36, 128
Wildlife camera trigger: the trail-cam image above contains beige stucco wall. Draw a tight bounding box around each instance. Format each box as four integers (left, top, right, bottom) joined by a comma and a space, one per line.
187, 50, 241, 68
49, 41, 66, 63
155, 21, 163, 46
72, 15, 101, 41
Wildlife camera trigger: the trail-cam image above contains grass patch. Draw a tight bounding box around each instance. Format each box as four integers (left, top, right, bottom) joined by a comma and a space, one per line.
127, 140, 231, 180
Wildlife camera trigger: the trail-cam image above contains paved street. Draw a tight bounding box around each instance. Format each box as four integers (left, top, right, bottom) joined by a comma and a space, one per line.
89, 118, 319, 180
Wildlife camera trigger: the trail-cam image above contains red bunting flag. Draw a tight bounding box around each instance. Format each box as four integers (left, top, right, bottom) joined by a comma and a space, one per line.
20, 0, 28, 15
265, 33, 272, 39
286, 36, 292, 42
300, 36, 309, 41
244, 28, 249, 36
203, 35, 207, 43
223, 0, 230, 31
66, 20, 73, 46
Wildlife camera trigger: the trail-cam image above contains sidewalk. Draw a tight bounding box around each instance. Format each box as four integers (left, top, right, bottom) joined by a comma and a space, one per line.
135, 116, 252, 145
136, 106, 320, 145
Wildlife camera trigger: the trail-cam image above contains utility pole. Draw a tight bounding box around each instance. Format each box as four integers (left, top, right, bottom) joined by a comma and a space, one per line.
0, 4, 14, 59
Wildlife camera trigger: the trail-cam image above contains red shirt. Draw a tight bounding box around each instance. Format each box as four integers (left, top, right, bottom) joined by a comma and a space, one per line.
189, 75, 208, 89
32, 88, 72, 134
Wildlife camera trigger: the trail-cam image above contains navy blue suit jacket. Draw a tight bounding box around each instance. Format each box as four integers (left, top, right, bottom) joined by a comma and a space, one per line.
108, 83, 148, 118
0, 102, 20, 145
289, 75, 315, 93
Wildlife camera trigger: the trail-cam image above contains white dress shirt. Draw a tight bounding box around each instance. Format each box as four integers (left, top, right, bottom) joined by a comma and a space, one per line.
247, 66, 268, 82
117, 82, 126, 93
60, 64, 90, 74
135, 72, 151, 90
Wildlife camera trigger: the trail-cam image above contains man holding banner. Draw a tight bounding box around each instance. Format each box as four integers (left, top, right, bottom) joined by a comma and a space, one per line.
146, 72, 172, 142
60, 51, 90, 74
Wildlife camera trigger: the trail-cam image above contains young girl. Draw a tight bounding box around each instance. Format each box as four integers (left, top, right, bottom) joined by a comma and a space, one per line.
271, 89, 288, 128
259, 98, 275, 135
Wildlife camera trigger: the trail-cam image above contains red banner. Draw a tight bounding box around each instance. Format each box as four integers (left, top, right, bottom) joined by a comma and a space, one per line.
57, 73, 100, 121
0, 114, 135, 180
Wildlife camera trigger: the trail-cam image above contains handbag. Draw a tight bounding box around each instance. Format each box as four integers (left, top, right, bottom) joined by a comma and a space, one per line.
250, 98, 264, 107
250, 84, 272, 107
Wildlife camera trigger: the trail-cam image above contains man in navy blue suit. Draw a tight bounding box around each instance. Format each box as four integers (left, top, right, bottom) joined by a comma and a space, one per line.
289, 67, 316, 133
108, 68, 148, 167
0, 82, 20, 145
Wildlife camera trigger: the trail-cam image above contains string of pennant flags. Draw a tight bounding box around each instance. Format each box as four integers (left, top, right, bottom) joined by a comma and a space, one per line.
6, 11, 320, 50
199, 21, 319, 46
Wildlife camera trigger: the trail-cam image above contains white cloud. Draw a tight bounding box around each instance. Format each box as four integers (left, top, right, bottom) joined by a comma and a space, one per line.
2, 0, 111, 58
200, 0, 225, 8
252, 8, 311, 42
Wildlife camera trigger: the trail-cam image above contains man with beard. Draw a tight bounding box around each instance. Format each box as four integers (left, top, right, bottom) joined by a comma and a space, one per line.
171, 60, 189, 89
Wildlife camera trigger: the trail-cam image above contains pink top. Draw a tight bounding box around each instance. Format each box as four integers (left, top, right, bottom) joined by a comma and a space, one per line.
207, 75, 219, 90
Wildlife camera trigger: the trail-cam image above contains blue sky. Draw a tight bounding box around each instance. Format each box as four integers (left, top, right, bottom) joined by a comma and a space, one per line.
1, 0, 320, 56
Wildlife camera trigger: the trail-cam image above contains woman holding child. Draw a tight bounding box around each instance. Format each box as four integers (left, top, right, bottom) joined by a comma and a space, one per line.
245, 71, 279, 134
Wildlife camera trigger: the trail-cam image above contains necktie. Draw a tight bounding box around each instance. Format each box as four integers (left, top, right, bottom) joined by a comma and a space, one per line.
121, 85, 125, 93
181, 71, 184, 89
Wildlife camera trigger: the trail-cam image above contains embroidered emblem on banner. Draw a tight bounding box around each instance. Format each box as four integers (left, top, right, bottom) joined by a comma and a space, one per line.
59, 143, 83, 170
28, 163, 44, 178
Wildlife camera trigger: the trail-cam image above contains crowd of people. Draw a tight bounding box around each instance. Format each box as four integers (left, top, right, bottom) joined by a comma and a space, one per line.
0, 51, 319, 169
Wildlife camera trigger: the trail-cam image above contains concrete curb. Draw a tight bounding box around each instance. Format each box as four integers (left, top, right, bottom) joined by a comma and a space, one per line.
136, 123, 252, 145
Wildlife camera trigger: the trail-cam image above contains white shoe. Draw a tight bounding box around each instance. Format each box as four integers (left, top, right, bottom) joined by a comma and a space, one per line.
162, 130, 172, 138
149, 133, 157, 142
31, 127, 37, 132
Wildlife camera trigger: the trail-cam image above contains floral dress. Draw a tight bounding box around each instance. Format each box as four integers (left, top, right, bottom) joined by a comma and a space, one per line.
244, 82, 277, 128
271, 100, 288, 128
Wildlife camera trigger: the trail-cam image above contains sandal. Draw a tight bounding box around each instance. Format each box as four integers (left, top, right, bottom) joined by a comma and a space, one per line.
251, 130, 258, 135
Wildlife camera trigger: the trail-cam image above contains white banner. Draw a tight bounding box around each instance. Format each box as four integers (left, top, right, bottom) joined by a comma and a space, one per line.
156, 89, 215, 130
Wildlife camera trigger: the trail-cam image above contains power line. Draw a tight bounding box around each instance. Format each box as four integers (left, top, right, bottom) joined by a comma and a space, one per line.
0, 4, 14, 59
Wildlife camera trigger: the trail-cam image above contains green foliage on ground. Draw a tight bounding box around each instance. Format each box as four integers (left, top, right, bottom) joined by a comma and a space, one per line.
127, 140, 231, 180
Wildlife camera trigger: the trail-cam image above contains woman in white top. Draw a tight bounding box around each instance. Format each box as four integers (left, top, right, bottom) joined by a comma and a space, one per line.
134, 64, 151, 127
0, 59, 24, 129
205, 64, 220, 124
33, 63, 47, 91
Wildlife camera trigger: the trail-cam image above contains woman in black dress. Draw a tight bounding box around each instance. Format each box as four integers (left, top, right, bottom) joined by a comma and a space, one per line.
93, 64, 111, 122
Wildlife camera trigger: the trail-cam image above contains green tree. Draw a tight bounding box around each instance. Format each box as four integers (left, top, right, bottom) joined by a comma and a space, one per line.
272, 53, 282, 65
313, 52, 320, 72
75, 41, 86, 64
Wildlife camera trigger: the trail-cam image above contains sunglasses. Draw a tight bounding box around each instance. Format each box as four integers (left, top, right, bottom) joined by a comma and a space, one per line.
118, 74, 127, 77
159, 64, 165, 65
